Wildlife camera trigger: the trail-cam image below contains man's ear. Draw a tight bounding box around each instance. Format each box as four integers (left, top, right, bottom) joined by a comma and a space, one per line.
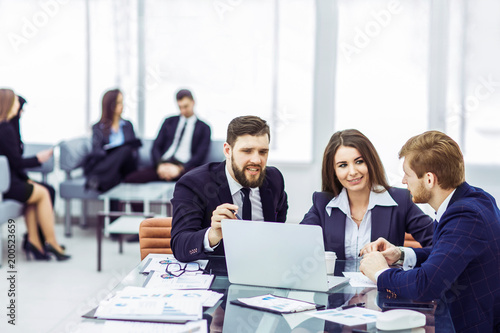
425, 172, 438, 189
223, 142, 231, 159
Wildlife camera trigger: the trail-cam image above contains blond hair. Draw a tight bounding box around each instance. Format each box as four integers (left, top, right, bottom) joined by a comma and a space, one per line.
399, 130, 465, 189
0, 89, 15, 122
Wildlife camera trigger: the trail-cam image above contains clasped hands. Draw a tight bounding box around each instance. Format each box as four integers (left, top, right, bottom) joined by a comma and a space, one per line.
359, 237, 402, 282
156, 162, 183, 181
207, 203, 239, 247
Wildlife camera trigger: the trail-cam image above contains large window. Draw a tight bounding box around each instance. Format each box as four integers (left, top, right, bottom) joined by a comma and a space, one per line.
446, 0, 500, 165
1, 0, 315, 162
144, 0, 316, 162
335, 0, 430, 185
0, 0, 86, 143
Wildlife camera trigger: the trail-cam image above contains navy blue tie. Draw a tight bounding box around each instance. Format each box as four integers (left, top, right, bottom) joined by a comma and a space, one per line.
171, 121, 187, 159
241, 188, 252, 220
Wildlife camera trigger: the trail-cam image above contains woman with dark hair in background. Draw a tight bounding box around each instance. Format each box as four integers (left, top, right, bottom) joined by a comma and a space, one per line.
301, 129, 434, 260
84, 89, 141, 192
0, 88, 69, 261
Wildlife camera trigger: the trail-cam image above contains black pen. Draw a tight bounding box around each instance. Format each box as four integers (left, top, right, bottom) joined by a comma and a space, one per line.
229, 209, 242, 220
341, 302, 365, 310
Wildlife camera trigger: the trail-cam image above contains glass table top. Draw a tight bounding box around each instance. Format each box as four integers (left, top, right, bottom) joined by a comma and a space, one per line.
98, 182, 175, 201
79, 254, 455, 332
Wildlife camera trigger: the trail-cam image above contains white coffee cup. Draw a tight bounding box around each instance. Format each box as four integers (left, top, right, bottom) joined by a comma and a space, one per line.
325, 251, 337, 275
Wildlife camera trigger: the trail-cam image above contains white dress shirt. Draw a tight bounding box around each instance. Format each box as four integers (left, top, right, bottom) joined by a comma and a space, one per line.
326, 187, 398, 260
161, 115, 197, 163
203, 162, 264, 251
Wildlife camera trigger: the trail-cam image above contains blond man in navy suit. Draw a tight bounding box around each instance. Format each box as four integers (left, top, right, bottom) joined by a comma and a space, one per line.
360, 131, 500, 332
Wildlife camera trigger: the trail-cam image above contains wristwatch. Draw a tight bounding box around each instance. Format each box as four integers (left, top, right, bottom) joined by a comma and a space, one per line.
395, 247, 405, 265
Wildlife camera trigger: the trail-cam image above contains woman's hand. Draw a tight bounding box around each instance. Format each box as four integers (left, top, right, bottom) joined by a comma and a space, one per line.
36, 148, 53, 164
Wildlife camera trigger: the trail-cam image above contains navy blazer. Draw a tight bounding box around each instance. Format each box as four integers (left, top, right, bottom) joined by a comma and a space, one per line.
171, 161, 288, 262
84, 119, 140, 173
378, 182, 500, 332
151, 115, 211, 172
89, 119, 139, 157
301, 188, 434, 260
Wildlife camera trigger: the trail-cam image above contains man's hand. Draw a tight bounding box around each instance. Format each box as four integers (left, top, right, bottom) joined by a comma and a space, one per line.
359, 237, 401, 265
208, 203, 239, 247
359, 252, 389, 282
36, 148, 53, 164
156, 163, 183, 181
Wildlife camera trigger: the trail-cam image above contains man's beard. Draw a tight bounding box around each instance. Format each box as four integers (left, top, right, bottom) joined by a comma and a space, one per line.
411, 181, 432, 204
231, 158, 266, 188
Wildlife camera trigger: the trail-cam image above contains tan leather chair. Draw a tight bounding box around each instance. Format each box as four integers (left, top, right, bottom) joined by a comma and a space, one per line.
404, 233, 422, 248
139, 217, 173, 260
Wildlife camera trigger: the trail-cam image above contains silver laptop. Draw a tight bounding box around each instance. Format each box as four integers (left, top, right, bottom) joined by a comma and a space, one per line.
221, 220, 349, 292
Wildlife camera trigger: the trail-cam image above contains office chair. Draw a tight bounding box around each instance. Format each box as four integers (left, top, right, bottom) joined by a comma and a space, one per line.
139, 217, 173, 260
404, 233, 422, 248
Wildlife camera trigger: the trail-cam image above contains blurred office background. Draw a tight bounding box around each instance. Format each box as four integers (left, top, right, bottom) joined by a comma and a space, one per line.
1, 0, 500, 221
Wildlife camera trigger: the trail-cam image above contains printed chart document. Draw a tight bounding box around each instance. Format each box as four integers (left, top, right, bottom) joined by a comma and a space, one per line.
230, 294, 325, 314
342, 272, 377, 288
94, 295, 202, 323
103, 319, 207, 333
116, 286, 223, 308
144, 270, 214, 290
309, 307, 380, 326
140, 254, 208, 274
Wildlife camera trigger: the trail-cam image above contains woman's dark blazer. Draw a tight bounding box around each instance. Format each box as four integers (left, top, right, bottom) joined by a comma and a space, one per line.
300, 187, 434, 260
0, 122, 40, 200
90, 119, 139, 156
84, 119, 140, 173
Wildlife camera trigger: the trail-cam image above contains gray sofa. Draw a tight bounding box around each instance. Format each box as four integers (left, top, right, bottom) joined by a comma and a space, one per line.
59, 138, 225, 237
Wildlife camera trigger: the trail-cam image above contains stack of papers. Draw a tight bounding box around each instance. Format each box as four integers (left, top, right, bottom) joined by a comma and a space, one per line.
309, 307, 380, 326
87, 255, 218, 327
94, 296, 202, 323
116, 286, 223, 308
231, 294, 324, 314
143, 270, 214, 290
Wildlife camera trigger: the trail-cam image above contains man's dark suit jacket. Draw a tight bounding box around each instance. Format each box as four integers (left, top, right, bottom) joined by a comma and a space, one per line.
378, 182, 500, 332
151, 115, 211, 172
300, 187, 434, 259
170, 161, 288, 262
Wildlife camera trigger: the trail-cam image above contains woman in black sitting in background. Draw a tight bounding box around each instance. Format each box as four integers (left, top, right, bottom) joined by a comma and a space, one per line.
0, 88, 69, 261
84, 89, 141, 192
9, 95, 57, 251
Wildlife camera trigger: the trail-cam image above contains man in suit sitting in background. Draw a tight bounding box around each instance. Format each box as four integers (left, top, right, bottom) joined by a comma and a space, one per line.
359, 130, 500, 332
126, 88, 211, 183
171, 115, 288, 262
